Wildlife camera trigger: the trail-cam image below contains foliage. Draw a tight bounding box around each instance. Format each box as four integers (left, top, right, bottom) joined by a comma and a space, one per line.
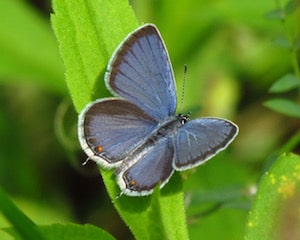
245, 153, 300, 240
264, 0, 300, 118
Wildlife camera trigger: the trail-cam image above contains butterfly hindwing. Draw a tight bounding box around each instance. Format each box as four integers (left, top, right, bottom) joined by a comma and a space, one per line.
117, 138, 174, 196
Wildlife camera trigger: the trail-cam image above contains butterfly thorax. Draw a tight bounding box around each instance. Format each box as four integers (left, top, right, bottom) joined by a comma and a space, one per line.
149, 114, 189, 142
150, 114, 189, 141
115, 113, 190, 175
125, 114, 189, 158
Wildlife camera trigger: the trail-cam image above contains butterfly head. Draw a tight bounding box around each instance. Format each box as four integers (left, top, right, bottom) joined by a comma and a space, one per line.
177, 113, 190, 125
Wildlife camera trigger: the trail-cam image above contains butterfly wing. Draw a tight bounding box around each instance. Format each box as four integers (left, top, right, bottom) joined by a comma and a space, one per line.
105, 24, 177, 121
78, 99, 158, 168
117, 138, 174, 196
173, 118, 238, 170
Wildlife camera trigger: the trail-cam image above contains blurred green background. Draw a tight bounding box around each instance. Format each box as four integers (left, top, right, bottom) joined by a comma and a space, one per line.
0, 0, 299, 239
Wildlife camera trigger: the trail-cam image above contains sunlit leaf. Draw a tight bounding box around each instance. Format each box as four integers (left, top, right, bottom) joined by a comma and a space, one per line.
269, 73, 300, 93
245, 153, 300, 240
5, 223, 115, 240
264, 98, 300, 118
51, 0, 138, 112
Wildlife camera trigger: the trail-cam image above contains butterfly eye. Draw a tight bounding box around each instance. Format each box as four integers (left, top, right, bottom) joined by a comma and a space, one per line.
178, 114, 189, 125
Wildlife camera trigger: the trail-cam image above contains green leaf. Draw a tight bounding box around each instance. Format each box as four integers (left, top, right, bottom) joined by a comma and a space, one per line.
272, 37, 292, 49
0, 0, 66, 94
265, 9, 284, 20
148, 186, 168, 240
100, 170, 152, 239
284, 0, 300, 15
269, 73, 300, 93
101, 171, 189, 240
159, 173, 189, 239
51, 1, 189, 240
264, 98, 300, 118
0, 187, 44, 240
245, 153, 300, 240
39, 224, 115, 240
51, 0, 138, 112
5, 223, 115, 240
147, 179, 189, 240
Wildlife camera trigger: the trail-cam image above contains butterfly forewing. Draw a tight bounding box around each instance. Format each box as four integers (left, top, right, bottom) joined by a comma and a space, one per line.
106, 24, 177, 121
173, 118, 238, 170
78, 99, 158, 168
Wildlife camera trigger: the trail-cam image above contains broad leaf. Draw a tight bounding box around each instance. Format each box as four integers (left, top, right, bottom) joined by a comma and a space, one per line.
245, 153, 300, 240
269, 73, 300, 93
264, 98, 300, 118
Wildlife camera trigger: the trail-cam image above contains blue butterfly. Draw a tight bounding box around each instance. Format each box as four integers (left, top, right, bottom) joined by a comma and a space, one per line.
78, 24, 238, 196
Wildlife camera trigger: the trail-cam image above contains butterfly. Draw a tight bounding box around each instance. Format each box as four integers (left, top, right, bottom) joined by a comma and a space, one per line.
78, 24, 238, 196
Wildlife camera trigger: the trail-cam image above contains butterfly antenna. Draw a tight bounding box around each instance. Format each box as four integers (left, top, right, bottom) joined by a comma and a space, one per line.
113, 191, 123, 202
82, 157, 90, 166
180, 64, 188, 113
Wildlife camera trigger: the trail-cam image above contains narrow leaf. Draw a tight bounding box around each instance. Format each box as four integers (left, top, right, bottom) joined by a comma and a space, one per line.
51, 0, 138, 112
264, 98, 300, 118
269, 73, 300, 93
102, 171, 189, 240
148, 186, 168, 240
245, 153, 300, 240
101, 170, 152, 240
0, 187, 44, 240
39, 223, 115, 240
52, 1, 189, 240
159, 173, 189, 240
5, 223, 115, 240
147, 181, 190, 240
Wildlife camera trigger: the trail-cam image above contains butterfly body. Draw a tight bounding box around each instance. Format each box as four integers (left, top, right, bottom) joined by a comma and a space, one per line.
78, 24, 238, 196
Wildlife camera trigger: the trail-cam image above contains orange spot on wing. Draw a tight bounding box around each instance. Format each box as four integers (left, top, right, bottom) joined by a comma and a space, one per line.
95, 146, 103, 153
129, 180, 136, 186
